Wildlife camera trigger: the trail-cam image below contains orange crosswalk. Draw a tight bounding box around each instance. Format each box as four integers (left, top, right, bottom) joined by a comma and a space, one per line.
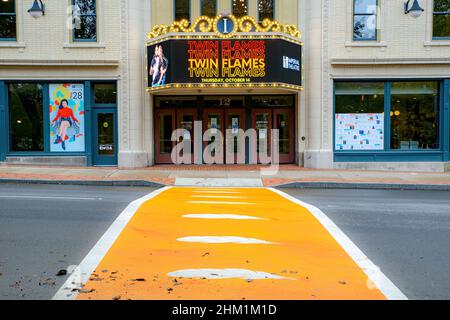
77, 187, 391, 300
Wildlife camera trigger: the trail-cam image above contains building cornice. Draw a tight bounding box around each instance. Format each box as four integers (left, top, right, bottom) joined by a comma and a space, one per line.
0, 60, 120, 67
330, 58, 450, 65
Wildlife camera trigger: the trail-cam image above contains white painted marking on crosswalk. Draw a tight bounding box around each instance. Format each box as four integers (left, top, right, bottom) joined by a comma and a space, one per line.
183, 214, 266, 220
187, 201, 254, 205
191, 195, 247, 199
168, 269, 293, 280
192, 190, 242, 194
177, 236, 278, 244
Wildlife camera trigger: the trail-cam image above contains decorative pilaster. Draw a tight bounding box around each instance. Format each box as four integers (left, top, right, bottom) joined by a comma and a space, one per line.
119, 0, 130, 151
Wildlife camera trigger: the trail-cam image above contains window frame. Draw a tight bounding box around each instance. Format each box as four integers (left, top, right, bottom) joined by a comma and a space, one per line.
71, 0, 98, 43
232, 0, 249, 18
333, 79, 447, 162
352, 0, 379, 41
200, 0, 217, 17
258, 0, 275, 22
3, 81, 87, 156
432, 0, 450, 40
174, 0, 191, 22
0, 0, 17, 41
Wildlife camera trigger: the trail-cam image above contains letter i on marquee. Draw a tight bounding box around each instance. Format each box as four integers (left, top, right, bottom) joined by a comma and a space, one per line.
217, 16, 234, 35
223, 18, 228, 33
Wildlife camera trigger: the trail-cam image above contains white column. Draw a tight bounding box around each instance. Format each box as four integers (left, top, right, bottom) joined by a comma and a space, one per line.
144, 0, 154, 166
303, 0, 333, 169
118, 0, 149, 168
297, 0, 308, 165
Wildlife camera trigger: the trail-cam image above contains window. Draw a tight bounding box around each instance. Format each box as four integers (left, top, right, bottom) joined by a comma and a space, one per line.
390, 82, 439, 150
0, 0, 16, 40
335, 82, 385, 151
201, 0, 216, 17
252, 96, 295, 108
94, 83, 117, 104
175, 0, 190, 21
233, 0, 248, 17
258, 0, 274, 21
433, 0, 450, 38
9, 83, 44, 152
72, 0, 97, 42
353, 0, 378, 41
334, 81, 441, 153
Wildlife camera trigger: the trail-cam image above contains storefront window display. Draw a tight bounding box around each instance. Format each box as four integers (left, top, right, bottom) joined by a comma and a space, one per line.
390, 82, 439, 150
9, 83, 44, 152
334, 80, 442, 158
335, 82, 385, 151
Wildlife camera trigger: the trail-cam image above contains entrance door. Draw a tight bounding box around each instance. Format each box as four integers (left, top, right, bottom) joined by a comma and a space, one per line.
274, 109, 294, 163
252, 109, 272, 164
225, 109, 246, 163
93, 109, 117, 166
176, 109, 197, 164
155, 109, 175, 164
203, 109, 225, 164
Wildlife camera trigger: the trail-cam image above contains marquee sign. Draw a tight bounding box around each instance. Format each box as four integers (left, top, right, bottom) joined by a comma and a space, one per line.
146, 15, 303, 91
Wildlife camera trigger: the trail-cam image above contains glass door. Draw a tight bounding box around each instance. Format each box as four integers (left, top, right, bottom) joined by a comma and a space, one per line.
203, 109, 225, 164
274, 109, 294, 163
155, 109, 175, 164
225, 109, 246, 163
252, 109, 272, 164
176, 109, 197, 164
93, 109, 117, 166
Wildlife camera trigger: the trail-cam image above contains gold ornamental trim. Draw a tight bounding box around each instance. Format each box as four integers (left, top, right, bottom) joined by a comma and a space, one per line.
145, 82, 304, 93
147, 15, 301, 40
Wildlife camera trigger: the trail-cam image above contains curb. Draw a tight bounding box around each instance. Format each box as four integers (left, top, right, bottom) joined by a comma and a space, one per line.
0, 178, 167, 188
1, 178, 449, 191
275, 181, 450, 191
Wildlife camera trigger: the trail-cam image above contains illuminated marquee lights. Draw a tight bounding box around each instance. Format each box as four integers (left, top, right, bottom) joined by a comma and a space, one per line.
147, 15, 302, 40
145, 82, 304, 92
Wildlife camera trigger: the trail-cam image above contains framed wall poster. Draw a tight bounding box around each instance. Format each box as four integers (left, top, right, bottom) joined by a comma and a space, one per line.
335, 113, 384, 151
49, 84, 85, 152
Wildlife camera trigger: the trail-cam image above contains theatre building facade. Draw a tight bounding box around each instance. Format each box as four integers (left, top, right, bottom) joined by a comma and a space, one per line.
1, 0, 450, 171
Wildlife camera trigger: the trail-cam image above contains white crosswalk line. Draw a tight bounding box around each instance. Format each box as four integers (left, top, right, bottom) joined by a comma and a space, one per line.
182, 214, 266, 220
187, 201, 254, 205
191, 195, 247, 199
177, 236, 278, 244
168, 269, 294, 280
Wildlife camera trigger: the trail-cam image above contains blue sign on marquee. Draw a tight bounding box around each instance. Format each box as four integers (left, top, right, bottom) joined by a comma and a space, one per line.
217, 16, 235, 35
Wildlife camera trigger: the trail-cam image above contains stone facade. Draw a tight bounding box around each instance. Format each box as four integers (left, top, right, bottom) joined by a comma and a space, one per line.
1, 0, 449, 171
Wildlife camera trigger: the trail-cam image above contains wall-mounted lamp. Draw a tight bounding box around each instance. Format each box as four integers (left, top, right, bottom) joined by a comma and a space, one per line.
404, 0, 424, 18
28, 0, 45, 19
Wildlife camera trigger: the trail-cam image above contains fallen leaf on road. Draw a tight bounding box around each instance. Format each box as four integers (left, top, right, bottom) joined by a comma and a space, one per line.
56, 270, 67, 276
89, 277, 104, 281
78, 289, 96, 294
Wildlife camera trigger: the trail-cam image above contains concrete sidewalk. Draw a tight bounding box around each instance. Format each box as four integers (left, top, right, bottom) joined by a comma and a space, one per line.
1, 164, 450, 190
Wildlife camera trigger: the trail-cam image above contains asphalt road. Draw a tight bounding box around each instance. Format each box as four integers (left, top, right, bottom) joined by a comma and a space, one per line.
0, 184, 449, 300
280, 188, 450, 300
0, 183, 157, 300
